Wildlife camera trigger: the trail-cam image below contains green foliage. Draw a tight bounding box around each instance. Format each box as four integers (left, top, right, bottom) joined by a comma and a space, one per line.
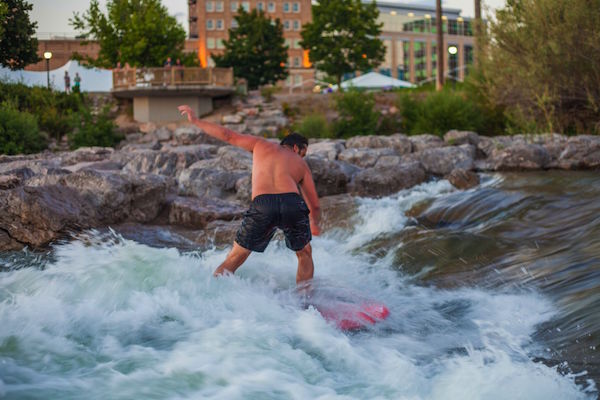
260, 85, 281, 102
0, 104, 47, 155
479, 0, 600, 134
214, 9, 288, 90
70, 0, 187, 68
294, 113, 332, 139
300, 0, 386, 88
68, 105, 122, 149
281, 102, 298, 118
396, 87, 504, 137
0, 81, 85, 139
0, 0, 39, 70
376, 113, 402, 135
333, 90, 378, 137
180, 51, 200, 67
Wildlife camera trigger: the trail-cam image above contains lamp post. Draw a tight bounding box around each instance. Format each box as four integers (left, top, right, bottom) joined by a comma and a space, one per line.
43, 51, 53, 89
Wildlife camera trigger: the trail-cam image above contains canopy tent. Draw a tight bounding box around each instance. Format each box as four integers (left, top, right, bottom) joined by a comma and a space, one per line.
0, 60, 113, 92
330, 71, 415, 91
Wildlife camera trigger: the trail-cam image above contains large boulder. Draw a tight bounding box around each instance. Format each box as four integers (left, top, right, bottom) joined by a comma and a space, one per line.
558, 135, 600, 169
60, 147, 114, 166
338, 147, 397, 168
346, 134, 412, 154
161, 144, 218, 171
167, 196, 245, 228
409, 134, 446, 152
348, 161, 427, 197
305, 156, 351, 197
122, 150, 178, 176
488, 143, 551, 170
178, 168, 248, 200
444, 130, 480, 146
174, 125, 223, 146
419, 144, 476, 175
446, 168, 480, 190
306, 141, 345, 161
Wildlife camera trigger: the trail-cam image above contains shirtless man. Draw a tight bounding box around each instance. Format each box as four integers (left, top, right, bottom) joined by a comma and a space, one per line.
178, 105, 321, 283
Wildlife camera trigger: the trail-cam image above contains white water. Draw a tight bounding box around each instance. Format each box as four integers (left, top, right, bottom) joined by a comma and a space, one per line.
0, 181, 595, 399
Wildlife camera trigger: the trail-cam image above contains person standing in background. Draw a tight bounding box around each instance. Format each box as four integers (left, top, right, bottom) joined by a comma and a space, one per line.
64, 71, 71, 94
73, 73, 81, 92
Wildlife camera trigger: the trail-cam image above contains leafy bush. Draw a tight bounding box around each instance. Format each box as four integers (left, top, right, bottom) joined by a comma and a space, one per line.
260, 85, 281, 102
293, 113, 332, 138
376, 113, 402, 135
0, 105, 47, 155
68, 105, 122, 149
397, 88, 500, 137
333, 89, 378, 137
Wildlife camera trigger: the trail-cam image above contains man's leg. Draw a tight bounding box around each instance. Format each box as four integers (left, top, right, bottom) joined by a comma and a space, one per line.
213, 242, 251, 277
295, 243, 314, 284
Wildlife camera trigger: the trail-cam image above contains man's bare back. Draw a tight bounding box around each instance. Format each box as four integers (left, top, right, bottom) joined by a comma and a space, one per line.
178, 104, 320, 283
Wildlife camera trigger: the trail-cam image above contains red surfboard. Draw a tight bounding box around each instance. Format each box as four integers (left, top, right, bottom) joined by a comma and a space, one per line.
314, 301, 390, 331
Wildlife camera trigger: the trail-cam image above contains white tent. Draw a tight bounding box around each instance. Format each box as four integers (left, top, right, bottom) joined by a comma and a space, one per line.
0, 60, 113, 92
331, 71, 415, 91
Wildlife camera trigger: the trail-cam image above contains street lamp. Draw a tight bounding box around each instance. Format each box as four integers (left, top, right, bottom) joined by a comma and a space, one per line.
43, 51, 52, 89
448, 46, 458, 55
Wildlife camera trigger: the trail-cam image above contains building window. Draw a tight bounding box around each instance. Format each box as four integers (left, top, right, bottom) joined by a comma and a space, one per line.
217, 39, 225, 49
293, 20, 300, 30
207, 38, 216, 49
231, 1, 238, 11
294, 75, 302, 85
283, 2, 290, 12
293, 57, 300, 67
241, 1, 249, 11
267, 2, 275, 12
283, 20, 290, 30
292, 2, 300, 12
206, 1, 214, 12
231, 20, 239, 28
257, 2, 264, 11
206, 19, 214, 30
293, 39, 301, 49
286, 76, 292, 86
284, 38, 292, 48
215, 1, 224, 11
216, 19, 224, 30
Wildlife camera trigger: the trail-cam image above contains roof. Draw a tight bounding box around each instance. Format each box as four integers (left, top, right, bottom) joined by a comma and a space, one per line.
333, 71, 415, 91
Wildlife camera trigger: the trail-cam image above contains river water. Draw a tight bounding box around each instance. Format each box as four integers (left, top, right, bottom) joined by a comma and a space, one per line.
0, 171, 598, 399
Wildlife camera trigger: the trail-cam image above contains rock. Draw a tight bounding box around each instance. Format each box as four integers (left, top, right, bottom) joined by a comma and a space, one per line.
558, 135, 600, 169
348, 161, 427, 197
60, 147, 114, 166
305, 156, 350, 197
222, 114, 243, 124
241, 107, 260, 117
223, 123, 247, 133
235, 175, 252, 202
167, 196, 245, 228
174, 125, 223, 146
444, 130, 480, 146
374, 155, 402, 168
306, 141, 345, 161
338, 147, 397, 168
409, 134, 446, 152
139, 122, 157, 134
0, 185, 96, 248
346, 134, 412, 154
446, 168, 480, 190
154, 126, 172, 141
122, 150, 178, 176
138, 132, 159, 144
178, 168, 248, 200
0, 174, 21, 189
0, 158, 62, 176
119, 141, 162, 152
489, 143, 551, 170
63, 160, 123, 173
189, 146, 252, 171
161, 144, 218, 171
419, 144, 476, 175
319, 193, 358, 231
0, 229, 23, 251
128, 174, 169, 222
125, 133, 142, 142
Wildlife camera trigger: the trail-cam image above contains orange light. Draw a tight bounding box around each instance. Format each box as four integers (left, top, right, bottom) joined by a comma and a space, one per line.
362, 53, 367, 59
199, 38, 207, 67
280, 62, 286, 67
302, 50, 311, 68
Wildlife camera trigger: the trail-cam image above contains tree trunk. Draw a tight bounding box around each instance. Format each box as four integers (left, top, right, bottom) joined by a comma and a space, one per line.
337, 74, 342, 92
436, 0, 444, 91
474, 0, 482, 66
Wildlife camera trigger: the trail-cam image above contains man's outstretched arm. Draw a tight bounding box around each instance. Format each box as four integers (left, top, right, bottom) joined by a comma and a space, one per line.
178, 105, 261, 152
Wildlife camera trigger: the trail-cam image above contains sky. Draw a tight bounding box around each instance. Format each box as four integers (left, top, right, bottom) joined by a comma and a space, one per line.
30, 0, 507, 37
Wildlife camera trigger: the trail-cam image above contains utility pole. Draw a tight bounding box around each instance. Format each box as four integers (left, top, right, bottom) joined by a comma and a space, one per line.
474, 0, 482, 66
436, 0, 444, 91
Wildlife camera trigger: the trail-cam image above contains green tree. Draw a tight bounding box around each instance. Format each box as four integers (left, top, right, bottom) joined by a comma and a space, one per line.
300, 0, 385, 89
213, 8, 288, 90
479, 0, 600, 134
70, 0, 187, 68
0, 0, 40, 70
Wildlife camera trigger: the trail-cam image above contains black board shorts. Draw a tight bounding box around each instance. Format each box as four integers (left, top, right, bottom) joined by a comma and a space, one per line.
235, 192, 312, 252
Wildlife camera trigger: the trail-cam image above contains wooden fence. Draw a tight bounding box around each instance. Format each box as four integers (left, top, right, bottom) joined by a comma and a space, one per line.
112, 67, 234, 89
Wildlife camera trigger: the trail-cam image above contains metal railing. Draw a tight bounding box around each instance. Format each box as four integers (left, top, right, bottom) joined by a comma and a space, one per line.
112, 67, 234, 89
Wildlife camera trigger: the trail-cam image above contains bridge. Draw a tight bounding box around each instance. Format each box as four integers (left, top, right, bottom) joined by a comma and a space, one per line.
111, 67, 236, 123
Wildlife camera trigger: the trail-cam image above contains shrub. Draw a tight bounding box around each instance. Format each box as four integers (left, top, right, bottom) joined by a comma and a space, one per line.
376, 113, 402, 135
0, 105, 47, 155
333, 89, 378, 137
260, 85, 281, 102
293, 113, 332, 138
397, 89, 496, 137
68, 105, 122, 149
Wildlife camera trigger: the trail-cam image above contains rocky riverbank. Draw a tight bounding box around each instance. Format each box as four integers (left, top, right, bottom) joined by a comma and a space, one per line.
1, 108, 599, 252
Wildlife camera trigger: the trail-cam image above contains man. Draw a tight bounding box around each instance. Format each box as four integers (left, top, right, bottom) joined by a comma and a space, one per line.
64, 71, 71, 94
178, 105, 321, 284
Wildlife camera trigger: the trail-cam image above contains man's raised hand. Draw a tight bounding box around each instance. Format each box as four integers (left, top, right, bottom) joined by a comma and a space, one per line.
178, 105, 197, 122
